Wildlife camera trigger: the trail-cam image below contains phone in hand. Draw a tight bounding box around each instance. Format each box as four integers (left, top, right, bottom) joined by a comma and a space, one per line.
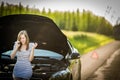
16, 40, 22, 46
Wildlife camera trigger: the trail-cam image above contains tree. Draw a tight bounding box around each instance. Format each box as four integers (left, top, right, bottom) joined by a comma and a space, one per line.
0, 1, 4, 16
42, 7, 46, 15
19, 2, 23, 14
72, 11, 78, 31
25, 5, 29, 13
76, 8, 80, 30
0, 3, 113, 36
113, 24, 120, 40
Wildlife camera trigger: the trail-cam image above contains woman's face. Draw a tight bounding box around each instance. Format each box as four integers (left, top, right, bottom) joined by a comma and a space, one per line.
20, 34, 26, 45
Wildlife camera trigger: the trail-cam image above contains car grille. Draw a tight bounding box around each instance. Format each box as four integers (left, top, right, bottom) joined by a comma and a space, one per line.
32, 63, 66, 73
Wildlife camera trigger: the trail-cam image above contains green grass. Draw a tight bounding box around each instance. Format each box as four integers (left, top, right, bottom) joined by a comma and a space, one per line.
62, 30, 114, 55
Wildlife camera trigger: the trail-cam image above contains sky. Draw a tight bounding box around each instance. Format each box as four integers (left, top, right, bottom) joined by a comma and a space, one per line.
0, 0, 120, 26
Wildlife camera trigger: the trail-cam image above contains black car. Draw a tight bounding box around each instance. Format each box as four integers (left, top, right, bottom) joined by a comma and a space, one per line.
0, 14, 81, 80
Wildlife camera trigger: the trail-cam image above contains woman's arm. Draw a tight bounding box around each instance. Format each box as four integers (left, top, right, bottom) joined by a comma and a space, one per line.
10, 41, 20, 59
29, 43, 38, 62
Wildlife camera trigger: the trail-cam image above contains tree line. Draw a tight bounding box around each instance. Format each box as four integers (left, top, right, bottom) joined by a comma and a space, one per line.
0, 2, 113, 36
113, 24, 120, 40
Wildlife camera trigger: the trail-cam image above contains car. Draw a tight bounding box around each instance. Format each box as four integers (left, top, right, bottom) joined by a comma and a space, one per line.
0, 14, 81, 80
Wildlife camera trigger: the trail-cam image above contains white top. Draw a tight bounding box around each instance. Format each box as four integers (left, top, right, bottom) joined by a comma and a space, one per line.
13, 42, 34, 79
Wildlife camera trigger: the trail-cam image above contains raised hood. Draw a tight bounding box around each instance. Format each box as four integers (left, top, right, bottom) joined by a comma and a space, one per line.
0, 14, 69, 56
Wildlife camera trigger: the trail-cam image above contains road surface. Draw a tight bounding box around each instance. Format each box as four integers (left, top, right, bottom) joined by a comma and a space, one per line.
87, 47, 120, 80
72, 41, 120, 80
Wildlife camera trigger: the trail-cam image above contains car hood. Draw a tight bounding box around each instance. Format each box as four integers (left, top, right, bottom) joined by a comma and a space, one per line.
0, 14, 69, 56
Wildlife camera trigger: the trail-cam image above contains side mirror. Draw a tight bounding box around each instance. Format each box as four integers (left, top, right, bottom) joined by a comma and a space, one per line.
69, 52, 80, 59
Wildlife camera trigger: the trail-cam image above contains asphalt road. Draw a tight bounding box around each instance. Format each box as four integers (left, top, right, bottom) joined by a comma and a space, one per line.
79, 41, 120, 80
86, 47, 120, 80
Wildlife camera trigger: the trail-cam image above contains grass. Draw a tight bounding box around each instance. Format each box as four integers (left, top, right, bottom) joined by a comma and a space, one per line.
62, 30, 114, 55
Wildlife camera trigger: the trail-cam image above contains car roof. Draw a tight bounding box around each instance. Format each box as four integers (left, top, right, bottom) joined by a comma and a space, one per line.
0, 14, 69, 56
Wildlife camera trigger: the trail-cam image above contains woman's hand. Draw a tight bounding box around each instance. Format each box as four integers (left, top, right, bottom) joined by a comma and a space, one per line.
29, 42, 38, 62
15, 41, 21, 50
33, 42, 38, 49
15, 41, 21, 49
11, 41, 20, 59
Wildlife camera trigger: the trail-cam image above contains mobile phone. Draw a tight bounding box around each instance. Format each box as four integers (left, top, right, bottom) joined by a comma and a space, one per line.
17, 41, 22, 45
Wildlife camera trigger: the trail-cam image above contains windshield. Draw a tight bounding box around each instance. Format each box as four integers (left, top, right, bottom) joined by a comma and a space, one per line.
2, 49, 64, 60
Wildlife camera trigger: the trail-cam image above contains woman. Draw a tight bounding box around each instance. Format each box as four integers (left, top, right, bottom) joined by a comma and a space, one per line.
10, 30, 38, 80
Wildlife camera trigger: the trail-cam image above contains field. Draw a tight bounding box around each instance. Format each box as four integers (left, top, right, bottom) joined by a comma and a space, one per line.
62, 30, 114, 55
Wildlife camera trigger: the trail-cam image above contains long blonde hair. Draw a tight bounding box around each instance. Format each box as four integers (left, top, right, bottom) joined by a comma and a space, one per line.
17, 30, 29, 50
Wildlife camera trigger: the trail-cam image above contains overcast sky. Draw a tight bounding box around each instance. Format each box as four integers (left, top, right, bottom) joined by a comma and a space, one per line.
0, 0, 120, 25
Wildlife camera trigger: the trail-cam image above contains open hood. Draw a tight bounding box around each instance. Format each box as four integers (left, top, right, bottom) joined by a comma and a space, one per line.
0, 14, 69, 56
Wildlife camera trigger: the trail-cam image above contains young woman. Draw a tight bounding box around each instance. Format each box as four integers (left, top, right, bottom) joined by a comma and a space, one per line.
10, 30, 38, 80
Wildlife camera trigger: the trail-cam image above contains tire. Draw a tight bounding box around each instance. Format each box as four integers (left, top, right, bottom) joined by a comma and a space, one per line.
70, 74, 73, 80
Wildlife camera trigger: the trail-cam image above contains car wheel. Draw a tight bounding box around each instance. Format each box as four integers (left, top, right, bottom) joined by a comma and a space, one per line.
69, 74, 73, 80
